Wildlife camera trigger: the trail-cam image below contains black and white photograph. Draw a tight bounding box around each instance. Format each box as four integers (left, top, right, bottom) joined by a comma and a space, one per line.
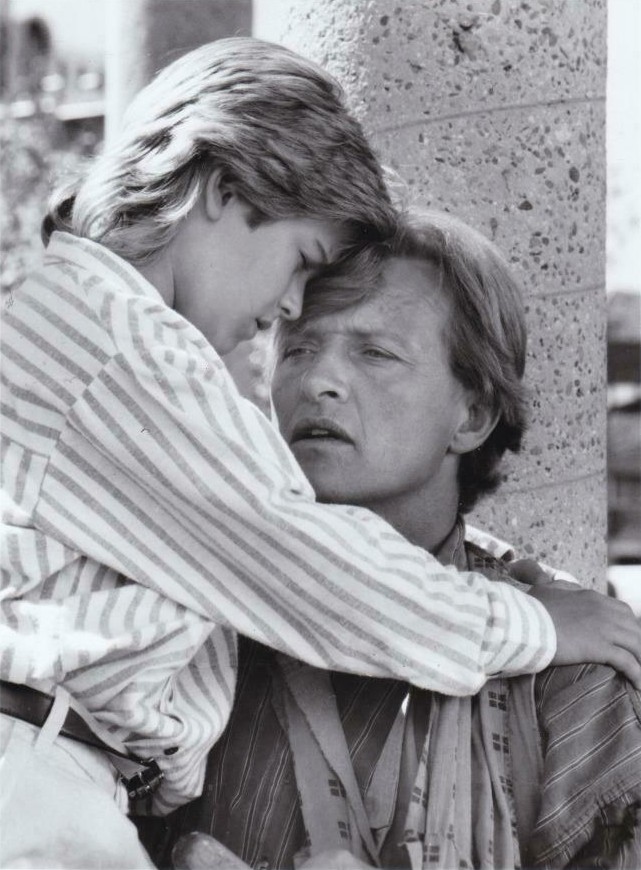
1, 1, 640, 867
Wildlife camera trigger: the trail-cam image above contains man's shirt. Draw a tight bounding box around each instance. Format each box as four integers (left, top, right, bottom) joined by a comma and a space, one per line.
1, 232, 555, 812
158, 526, 641, 868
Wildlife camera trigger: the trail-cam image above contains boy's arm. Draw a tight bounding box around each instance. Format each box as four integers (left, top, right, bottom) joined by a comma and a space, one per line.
465, 525, 641, 687
35, 336, 637, 692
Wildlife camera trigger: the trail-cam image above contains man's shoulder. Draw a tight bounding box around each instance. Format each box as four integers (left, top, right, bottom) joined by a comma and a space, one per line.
536, 661, 641, 725
529, 661, 641, 865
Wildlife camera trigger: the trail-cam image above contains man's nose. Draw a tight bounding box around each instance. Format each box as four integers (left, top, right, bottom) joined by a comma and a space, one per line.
301, 353, 349, 402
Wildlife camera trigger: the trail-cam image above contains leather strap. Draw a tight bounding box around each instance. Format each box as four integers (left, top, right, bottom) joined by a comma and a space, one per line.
0, 680, 132, 760
0, 680, 164, 800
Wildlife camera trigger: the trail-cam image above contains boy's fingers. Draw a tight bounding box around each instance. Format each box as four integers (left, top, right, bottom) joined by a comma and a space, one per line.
605, 646, 641, 691
509, 558, 553, 585
172, 833, 251, 870
603, 599, 641, 644
534, 585, 641, 683
609, 597, 637, 621
612, 619, 641, 664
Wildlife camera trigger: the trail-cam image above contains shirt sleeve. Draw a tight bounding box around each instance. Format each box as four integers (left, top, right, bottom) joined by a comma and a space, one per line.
35, 327, 556, 696
465, 525, 581, 585
530, 663, 641, 866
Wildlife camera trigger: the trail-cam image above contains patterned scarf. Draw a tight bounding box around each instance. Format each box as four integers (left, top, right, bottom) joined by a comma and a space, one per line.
274, 524, 531, 869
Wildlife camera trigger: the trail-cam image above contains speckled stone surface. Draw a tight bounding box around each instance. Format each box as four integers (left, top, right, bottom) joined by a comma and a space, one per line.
471, 474, 609, 587
266, 0, 606, 127
256, 0, 608, 586
374, 102, 606, 299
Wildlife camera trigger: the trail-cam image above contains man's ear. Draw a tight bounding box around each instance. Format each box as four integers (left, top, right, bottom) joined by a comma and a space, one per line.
202, 169, 234, 221
449, 398, 500, 455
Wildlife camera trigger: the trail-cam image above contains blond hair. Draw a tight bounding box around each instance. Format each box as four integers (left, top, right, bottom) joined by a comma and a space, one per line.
43, 37, 396, 264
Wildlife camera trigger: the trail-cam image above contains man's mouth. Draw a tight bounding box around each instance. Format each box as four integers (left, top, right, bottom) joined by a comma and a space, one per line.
290, 418, 354, 445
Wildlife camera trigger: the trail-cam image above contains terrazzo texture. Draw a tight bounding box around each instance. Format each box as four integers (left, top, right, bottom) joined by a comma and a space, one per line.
474, 475, 609, 583
256, 0, 608, 586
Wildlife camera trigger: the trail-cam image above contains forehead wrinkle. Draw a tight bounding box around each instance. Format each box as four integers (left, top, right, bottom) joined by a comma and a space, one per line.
291, 307, 407, 344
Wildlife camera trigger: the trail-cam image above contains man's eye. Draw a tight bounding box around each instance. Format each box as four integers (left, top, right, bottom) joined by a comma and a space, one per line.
282, 345, 313, 360
299, 252, 310, 271
363, 347, 397, 360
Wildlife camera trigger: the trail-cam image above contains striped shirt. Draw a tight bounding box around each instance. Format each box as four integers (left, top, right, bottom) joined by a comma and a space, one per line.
153, 535, 641, 869
0, 232, 555, 812
165, 650, 641, 869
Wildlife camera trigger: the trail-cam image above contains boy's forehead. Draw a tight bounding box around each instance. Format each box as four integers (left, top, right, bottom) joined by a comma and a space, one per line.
300, 218, 349, 262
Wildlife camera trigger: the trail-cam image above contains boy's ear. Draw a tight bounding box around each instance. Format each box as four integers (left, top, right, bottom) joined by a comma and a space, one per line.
449, 397, 499, 456
203, 169, 234, 221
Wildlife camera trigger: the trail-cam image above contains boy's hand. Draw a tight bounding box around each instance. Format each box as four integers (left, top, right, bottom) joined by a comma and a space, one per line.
508, 558, 579, 588
508, 558, 554, 585
172, 833, 251, 870
300, 849, 372, 869
530, 583, 641, 689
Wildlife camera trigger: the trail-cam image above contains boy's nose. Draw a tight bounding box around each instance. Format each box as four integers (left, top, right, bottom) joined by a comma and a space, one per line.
279, 282, 305, 321
280, 279, 307, 320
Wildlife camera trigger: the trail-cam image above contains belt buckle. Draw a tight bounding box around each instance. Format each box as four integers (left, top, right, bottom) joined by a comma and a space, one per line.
123, 758, 164, 800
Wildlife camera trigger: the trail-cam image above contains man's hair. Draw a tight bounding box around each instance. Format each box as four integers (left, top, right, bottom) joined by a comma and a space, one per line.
280, 208, 528, 514
42, 37, 396, 266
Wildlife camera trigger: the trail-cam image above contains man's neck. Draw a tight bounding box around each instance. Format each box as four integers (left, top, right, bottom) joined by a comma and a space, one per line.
357, 482, 460, 554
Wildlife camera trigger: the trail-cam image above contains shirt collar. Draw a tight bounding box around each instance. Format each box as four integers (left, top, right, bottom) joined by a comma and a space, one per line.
46, 232, 165, 304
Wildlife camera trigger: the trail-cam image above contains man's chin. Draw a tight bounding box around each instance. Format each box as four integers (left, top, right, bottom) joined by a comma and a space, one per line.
290, 445, 360, 501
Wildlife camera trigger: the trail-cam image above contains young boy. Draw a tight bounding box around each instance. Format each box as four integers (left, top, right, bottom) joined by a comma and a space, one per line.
1, 37, 638, 867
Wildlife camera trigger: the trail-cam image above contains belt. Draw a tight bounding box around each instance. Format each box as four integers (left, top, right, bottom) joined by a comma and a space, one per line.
0, 680, 164, 800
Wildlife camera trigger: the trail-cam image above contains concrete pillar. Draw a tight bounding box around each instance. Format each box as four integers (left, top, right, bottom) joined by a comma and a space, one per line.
255, 0, 608, 586
105, 0, 251, 141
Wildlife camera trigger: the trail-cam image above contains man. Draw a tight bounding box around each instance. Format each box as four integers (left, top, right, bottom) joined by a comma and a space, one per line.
155, 210, 641, 869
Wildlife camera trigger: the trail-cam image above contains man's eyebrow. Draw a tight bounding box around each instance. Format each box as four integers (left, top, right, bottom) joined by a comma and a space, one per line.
294, 324, 405, 343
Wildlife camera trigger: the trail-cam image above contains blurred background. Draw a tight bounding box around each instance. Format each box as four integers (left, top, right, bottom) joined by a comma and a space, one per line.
0, 0, 638, 588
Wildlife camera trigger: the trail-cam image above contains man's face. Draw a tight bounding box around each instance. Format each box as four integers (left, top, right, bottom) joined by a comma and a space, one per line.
271, 257, 472, 515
